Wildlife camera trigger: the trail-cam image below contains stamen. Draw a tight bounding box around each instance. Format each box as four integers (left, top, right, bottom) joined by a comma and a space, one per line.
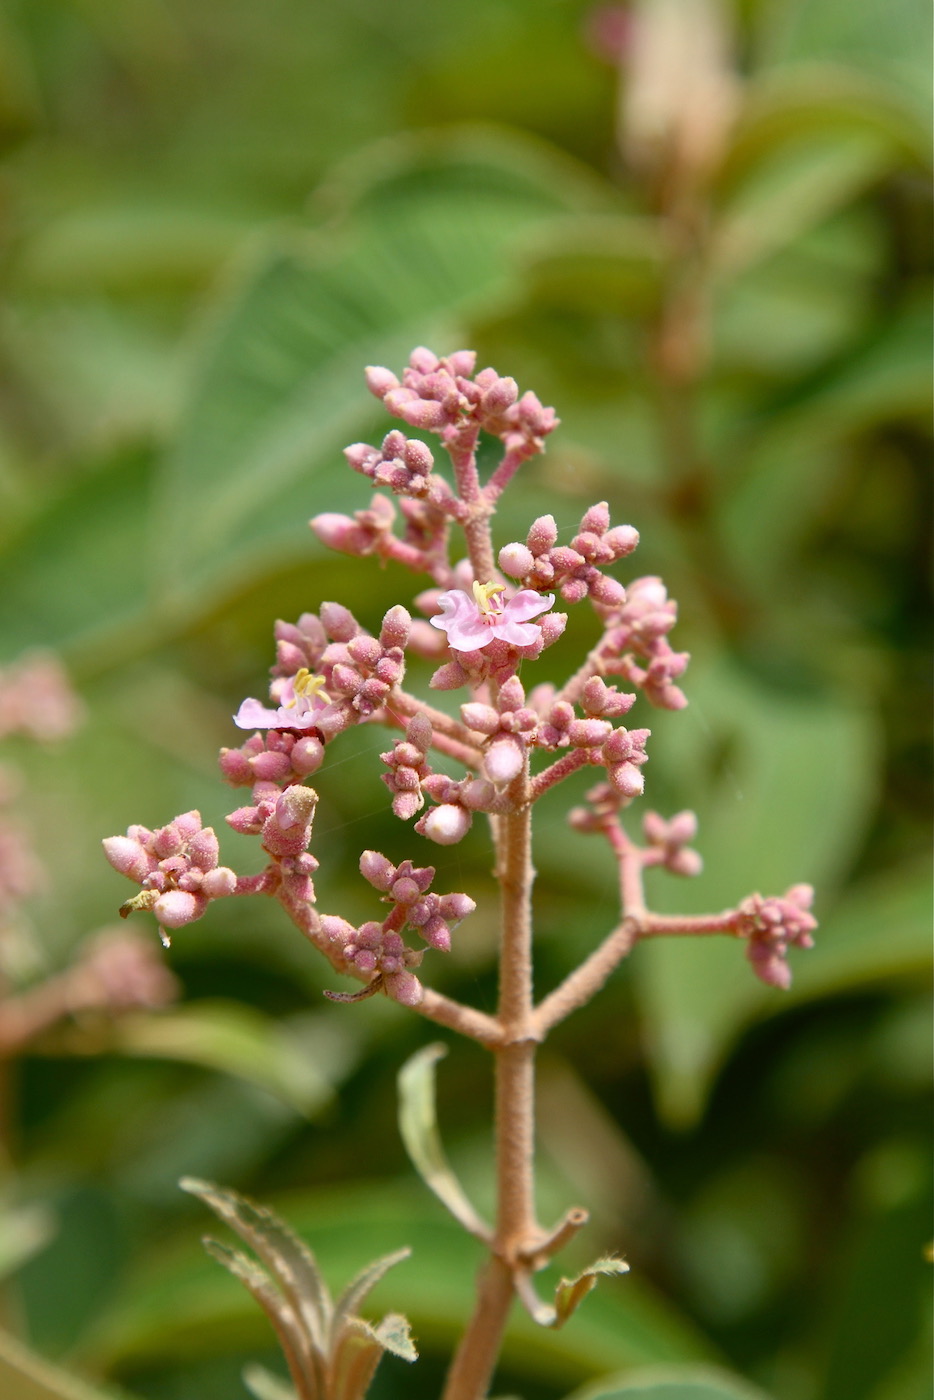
472, 580, 506, 617
288, 669, 330, 706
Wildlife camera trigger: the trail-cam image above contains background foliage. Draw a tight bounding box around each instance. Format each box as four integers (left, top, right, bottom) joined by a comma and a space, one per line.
0, 2, 929, 1399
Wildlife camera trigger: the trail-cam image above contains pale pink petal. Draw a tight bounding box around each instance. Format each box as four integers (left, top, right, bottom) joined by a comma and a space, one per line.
501, 589, 554, 623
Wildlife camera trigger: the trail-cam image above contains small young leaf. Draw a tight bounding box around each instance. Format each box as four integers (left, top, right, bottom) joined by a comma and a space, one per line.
202, 1239, 317, 1400
181, 1178, 331, 1351
372, 1312, 418, 1363
331, 1247, 411, 1340
554, 1257, 630, 1330
397, 1043, 491, 1241
243, 1363, 300, 1400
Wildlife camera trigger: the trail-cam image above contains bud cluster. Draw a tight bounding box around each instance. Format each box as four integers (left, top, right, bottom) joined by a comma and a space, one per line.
739, 886, 817, 990
103, 810, 237, 935
499, 503, 639, 607
366, 347, 558, 457
320, 850, 477, 1006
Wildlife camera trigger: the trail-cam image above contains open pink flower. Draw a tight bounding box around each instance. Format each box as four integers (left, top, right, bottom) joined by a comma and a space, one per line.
430, 582, 554, 651
234, 669, 330, 732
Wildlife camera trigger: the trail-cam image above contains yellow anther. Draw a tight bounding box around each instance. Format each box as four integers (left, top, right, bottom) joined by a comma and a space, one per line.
472, 580, 506, 616
288, 669, 330, 706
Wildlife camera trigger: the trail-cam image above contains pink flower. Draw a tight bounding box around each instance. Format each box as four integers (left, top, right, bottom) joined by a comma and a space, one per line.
430, 582, 554, 651
234, 669, 330, 732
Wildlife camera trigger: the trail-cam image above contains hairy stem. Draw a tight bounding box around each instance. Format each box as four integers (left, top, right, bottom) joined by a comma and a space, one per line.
443, 782, 539, 1399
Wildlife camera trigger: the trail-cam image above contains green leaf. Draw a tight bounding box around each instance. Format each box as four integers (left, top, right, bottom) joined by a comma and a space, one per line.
564, 1363, 773, 1400
181, 1178, 332, 1351
635, 657, 880, 1125
397, 1043, 490, 1240
719, 67, 929, 192
0, 1202, 56, 1281
151, 127, 609, 614
108, 1001, 336, 1116
519, 214, 665, 318
0, 1327, 132, 1400
713, 128, 897, 278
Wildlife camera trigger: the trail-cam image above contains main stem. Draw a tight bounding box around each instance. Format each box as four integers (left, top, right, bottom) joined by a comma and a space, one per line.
442, 797, 538, 1400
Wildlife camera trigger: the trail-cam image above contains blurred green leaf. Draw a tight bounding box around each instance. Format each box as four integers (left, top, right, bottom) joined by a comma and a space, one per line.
0, 1202, 56, 1280
634, 657, 880, 1125
720, 67, 929, 192
0, 1327, 131, 1400
108, 1002, 340, 1116
713, 129, 896, 278
565, 1363, 773, 1400
519, 215, 664, 317
397, 1042, 489, 1240
151, 127, 611, 613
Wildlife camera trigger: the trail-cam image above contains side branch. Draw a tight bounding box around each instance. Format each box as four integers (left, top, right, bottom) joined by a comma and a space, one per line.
276, 886, 502, 1047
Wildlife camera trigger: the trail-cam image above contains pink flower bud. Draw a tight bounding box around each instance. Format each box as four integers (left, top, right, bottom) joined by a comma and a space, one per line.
439, 892, 476, 922
365, 365, 400, 398
527, 515, 558, 554
319, 602, 360, 641
669, 849, 703, 877
610, 763, 645, 797
202, 866, 237, 898
667, 810, 698, 845
250, 749, 293, 782
380, 605, 411, 649
430, 661, 469, 690
485, 738, 524, 785
321, 915, 354, 945
590, 575, 626, 607
605, 524, 640, 556
393, 792, 423, 820
291, 736, 324, 776
310, 513, 371, 554
188, 827, 220, 871
405, 713, 432, 752
499, 542, 534, 578
417, 804, 472, 845
276, 785, 318, 830
422, 916, 451, 952
568, 719, 612, 747
580, 502, 610, 534
347, 635, 382, 669
391, 876, 421, 905
461, 702, 500, 734
153, 889, 206, 929
102, 836, 152, 883
385, 969, 423, 1006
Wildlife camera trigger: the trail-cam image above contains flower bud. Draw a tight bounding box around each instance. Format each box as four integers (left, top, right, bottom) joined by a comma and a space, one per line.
202, 866, 237, 898
153, 889, 205, 929
417, 803, 472, 845
527, 514, 558, 554
380, 605, 411, 650
102, 836, 152, 883
365, 365, 400, 398
484, 738, 524, 785
499, 542, 534, 578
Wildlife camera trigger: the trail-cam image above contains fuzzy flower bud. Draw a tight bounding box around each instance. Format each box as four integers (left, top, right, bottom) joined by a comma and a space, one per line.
416, 803, 472, 846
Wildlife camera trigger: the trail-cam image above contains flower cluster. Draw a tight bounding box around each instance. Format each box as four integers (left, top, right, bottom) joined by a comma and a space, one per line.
319, 851, 476, 1006
103, 346, 815, 1006
499, 504, 638, 607
365, 347, 558, 457
103, 810, 237, 938
738, 886, 817, 990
